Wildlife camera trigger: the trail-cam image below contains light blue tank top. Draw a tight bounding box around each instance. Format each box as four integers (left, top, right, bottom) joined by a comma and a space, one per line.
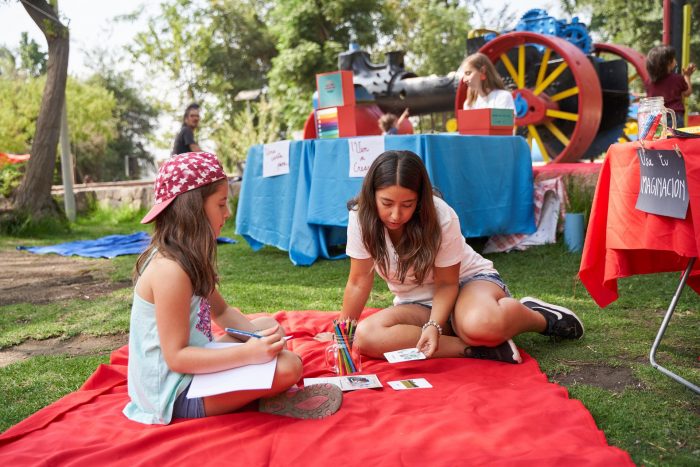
123, 250, 212, 424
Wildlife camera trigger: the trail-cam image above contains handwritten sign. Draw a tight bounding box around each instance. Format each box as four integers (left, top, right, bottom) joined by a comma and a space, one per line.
635, 148, 689, 219
263, 140, 290, 178
348, 136, 385, 178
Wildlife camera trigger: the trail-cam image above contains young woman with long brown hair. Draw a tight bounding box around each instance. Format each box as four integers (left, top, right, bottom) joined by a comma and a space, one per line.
333, 150, 583, 364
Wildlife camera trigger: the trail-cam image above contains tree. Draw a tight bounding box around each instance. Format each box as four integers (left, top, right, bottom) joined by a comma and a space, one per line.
569, 0, 699, 110
18, 31, 47, 77
128, 0, 275, 114
127, 0, 278, 165
12, 0, 69, 221
379, 0, 473, 76
267, 0, 390, 129
0, 76, 117, 185
90, 70, 160, 181
0, 46, 17, 78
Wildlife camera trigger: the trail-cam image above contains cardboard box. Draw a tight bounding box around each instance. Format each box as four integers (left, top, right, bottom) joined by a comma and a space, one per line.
316, 71, 355, 109
315, 106, 357, 139
458, 108, 514, 136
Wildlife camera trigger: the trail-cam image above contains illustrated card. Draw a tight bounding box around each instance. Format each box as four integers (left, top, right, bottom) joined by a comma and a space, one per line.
304, 374, 382, 391
387, 378, 433, 390
383, 348, 427, 363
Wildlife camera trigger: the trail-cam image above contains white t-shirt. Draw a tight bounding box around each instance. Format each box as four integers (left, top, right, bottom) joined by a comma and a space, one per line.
346, 196, 497, 306
463, 89, 515, 111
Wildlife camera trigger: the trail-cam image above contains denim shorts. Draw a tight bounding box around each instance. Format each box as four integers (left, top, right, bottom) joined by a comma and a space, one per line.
396, 272, 511, 309
172, 382, 206, 419
459, 272, 511, 297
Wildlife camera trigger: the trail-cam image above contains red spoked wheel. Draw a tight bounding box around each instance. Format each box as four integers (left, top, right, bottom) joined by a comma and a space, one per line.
456, 32, 603, 163
593, 43, 649, 94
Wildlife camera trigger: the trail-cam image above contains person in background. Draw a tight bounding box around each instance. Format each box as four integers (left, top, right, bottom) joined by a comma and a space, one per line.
461, 52, 514, 111
327, 150, 584, 364
645, 45, 696, 125
172, 103, 202, 155
378, 107, 410, 135
124, 151, 342, 424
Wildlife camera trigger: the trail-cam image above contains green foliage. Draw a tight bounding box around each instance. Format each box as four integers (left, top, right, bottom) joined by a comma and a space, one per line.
211, 97, 284, 173
0, 75, 117, 181
78, 203, 147, 227
86, 70, 160, 181
63, 77, 118, 182
267, 0, 389, 129
18, 31, 47, 77
0, 65, 161, 183
0, 77, 44, 153
0, 162, 25, 197
379, 0, 472, 76
573, 0, 700, 112
0, 207, 70, 237
0, 45, 17, 78
127, 0, 275, 114
563, 173, 597, 223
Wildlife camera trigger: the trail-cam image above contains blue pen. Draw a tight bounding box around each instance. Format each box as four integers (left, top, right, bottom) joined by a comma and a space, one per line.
225, 328, 262, 339
225, 328, 293, 340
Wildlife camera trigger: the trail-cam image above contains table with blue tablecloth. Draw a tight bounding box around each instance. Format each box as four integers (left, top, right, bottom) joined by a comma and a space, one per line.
235, 134, 535, 265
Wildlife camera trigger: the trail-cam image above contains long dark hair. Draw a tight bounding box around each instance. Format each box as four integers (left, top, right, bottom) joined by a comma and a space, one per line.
646, 45, 676, 83
462, 52, 506, 108
134, 179, 225, 297
348, 150, 441, 284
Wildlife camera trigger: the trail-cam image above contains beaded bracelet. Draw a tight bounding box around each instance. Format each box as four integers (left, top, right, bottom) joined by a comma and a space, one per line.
421, 320, 443, 335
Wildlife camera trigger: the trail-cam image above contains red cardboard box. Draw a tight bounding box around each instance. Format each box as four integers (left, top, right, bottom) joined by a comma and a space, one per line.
458, 108, 514, 135
316, 70, 355, 109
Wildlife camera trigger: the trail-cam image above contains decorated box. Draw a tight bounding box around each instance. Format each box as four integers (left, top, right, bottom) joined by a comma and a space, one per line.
458, 108, 514, 136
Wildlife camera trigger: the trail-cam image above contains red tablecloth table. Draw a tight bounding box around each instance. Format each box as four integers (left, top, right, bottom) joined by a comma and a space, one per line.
578, 138, 700, 392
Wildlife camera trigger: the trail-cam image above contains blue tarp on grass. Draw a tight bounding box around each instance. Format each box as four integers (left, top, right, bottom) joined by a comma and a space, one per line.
17, 232, 236, 259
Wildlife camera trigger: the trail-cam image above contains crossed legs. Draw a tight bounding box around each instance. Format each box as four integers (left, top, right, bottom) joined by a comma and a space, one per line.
355, 280, 548, 359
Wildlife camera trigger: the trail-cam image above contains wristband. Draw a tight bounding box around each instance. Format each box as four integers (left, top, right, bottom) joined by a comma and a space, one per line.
421, 320, 443, 335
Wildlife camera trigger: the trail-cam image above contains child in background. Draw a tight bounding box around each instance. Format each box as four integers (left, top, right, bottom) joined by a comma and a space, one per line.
461, 52, 514, 111
645, 45, 696, 124
328, 151, 583, 363
124, 152, 341, 424
379, 107, 410, 135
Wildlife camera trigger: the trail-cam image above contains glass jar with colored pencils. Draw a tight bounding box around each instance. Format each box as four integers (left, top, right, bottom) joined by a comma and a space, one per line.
325, 319, 362, 375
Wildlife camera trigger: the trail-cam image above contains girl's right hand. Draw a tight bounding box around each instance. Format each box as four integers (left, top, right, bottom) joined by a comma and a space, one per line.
244, 325, 285, 364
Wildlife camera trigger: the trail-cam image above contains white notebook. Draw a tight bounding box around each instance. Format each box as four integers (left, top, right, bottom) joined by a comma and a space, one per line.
186, 342, 276, 398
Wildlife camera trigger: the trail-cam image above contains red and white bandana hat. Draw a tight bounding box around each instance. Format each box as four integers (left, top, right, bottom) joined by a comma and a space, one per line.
141, 152, 226, 224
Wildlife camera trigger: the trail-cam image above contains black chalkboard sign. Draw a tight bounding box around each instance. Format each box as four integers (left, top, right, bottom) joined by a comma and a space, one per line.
635, 148, 689, 219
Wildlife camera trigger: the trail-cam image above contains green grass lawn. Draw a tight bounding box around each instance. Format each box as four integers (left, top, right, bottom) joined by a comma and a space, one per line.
0, 209, 698, 465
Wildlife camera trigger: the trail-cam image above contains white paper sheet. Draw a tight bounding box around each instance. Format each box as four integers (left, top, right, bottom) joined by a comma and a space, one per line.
348, 136, 385, 177
186, 342, 277, 398
263, 140, 291, 177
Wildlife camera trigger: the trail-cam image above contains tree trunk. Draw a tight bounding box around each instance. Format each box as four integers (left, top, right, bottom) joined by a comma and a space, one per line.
12, 0, 69, 220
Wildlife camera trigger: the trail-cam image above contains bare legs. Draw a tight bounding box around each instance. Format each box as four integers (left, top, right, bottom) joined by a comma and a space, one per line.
355, 281, 549, 358
203, 316, 303, 416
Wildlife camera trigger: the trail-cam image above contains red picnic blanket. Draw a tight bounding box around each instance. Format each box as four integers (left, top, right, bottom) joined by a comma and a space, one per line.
0, 310, 632, 466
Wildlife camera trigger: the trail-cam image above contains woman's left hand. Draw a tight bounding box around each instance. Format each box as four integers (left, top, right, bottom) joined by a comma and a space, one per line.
417, 327, 440, 358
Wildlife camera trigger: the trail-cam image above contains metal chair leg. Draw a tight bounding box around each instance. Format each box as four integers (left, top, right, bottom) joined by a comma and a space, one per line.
649, 257, 699, 394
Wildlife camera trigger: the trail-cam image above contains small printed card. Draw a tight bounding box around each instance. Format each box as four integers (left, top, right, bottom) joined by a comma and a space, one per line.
383, 348, 427, 363
388, 378, 433, 390
303, 374, 382, 392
